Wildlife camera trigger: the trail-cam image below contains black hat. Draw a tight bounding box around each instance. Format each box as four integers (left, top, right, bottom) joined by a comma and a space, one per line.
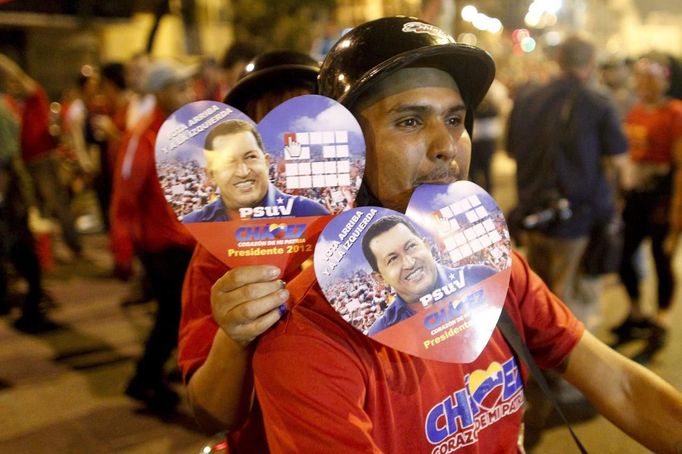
223, 50, 320, 111
318, 16, 495, 113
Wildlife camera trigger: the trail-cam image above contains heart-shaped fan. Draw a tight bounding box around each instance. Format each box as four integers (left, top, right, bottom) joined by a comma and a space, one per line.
155, 95, 365, 275
314, 181, 512, 363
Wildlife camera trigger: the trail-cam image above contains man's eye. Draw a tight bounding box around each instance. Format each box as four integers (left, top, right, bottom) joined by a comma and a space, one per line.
446, 116, 463, 126
386, 255, 397, 266
397, 118, 421, 128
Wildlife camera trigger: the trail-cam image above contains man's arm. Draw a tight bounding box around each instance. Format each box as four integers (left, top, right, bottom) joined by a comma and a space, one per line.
561, 330, 682, 453
185, 264, 286, 432
186, 329, 255, 432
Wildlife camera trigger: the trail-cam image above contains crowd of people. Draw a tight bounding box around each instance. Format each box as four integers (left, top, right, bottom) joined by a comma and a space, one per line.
157, 157, 217, 220
1, 12, 682, 454
326, 269, 391, 334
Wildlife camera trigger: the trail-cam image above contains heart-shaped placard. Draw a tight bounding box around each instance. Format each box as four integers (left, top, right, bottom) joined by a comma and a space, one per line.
155, 96, 365, 275
314, 181, 512, 363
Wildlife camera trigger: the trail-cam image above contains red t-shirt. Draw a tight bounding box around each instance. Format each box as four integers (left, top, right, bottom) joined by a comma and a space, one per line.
19, 86, 58, 162
178, 245, 312, 381
253, 251, 583, 453
178, 244, 297, 454
109, 106, 194, 256
178, 244, 226, 380
625, 99, 682, 163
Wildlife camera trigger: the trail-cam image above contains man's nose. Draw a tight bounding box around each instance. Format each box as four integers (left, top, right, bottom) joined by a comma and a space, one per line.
426, 121, 457, 162
234, 161, 250, 176
403, 253, 416, 268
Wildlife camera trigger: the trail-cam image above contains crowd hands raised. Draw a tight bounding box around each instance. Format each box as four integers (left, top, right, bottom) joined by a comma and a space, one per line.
1, 14, 682, 453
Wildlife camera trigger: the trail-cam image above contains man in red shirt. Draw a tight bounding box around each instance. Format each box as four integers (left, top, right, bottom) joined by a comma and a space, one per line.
111, 60, 196, 411
616, 54, 682, 360
0, 53, 82, 258
250, 17, 682, 453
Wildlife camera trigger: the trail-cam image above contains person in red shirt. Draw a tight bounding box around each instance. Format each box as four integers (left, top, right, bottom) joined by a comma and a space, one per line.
614, 54, 682, 361
111, 60, 197, 412
0, 53, 82, 258
89, 62, 130, 231
0, 95, 55, 332
177, 51, 319, 451
248, 17, 682, 453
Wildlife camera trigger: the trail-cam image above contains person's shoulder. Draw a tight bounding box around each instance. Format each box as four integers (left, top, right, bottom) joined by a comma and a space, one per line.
505, 249, 552, 307
182, 206, 209, 223
497, 251, 525, 300
583, 84, 617, 108
367, 315, 389, 336
292, 194, 329, 215
514, 80, 546, 102
508, 249, 530, 281
183, 199, 221, 223
181, 211, 200, 224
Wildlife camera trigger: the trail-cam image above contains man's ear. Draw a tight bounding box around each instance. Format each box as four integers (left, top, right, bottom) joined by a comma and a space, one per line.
263, 152, 271, 165
371, 271, 385, 285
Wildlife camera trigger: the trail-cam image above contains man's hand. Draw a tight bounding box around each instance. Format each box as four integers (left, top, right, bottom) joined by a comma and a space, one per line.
210, 265, 289, 347
284, 140, 303, 159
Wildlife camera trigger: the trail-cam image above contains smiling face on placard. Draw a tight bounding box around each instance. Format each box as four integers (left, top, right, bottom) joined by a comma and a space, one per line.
315, 181, 512, 363
365, 218, 439, 305
203, 124, 271, 212
155, 96, 365, 274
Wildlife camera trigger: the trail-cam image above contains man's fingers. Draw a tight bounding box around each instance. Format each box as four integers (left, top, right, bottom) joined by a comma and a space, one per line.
212, 281, 288, 325
210, 265, 288, 346
231, 287, 289, 322
225, 305, 286, 346
214, 265, 281, 293
214, 279, 286, 312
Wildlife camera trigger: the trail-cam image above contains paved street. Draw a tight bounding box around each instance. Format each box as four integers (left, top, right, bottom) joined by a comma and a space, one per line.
0, 152, 679, 453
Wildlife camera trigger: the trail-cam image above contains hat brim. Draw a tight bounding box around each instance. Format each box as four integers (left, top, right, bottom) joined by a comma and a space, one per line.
339, 43, 495, 112
147, 64, 199, 93
223, 64, 319, 111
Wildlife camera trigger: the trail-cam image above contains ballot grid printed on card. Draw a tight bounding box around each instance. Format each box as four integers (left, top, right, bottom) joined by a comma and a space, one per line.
435, 194, 508, 266
283, 131, 351, 189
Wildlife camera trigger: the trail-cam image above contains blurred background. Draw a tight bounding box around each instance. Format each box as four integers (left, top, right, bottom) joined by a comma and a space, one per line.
0, 0, 680, 100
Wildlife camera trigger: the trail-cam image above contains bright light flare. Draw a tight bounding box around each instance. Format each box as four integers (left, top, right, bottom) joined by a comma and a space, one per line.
461, 5, 478, 22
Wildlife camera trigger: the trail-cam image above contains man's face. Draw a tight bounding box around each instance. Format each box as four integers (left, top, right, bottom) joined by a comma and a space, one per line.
634, 63, 669, 103
205, 130, 270, 210
370, 223, 438, 304
156, 79, 195, 115
126, 55, 149, 94
356, 67, 471, 213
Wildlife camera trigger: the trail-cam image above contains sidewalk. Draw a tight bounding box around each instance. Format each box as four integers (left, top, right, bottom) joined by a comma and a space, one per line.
0, 233, 210, 453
